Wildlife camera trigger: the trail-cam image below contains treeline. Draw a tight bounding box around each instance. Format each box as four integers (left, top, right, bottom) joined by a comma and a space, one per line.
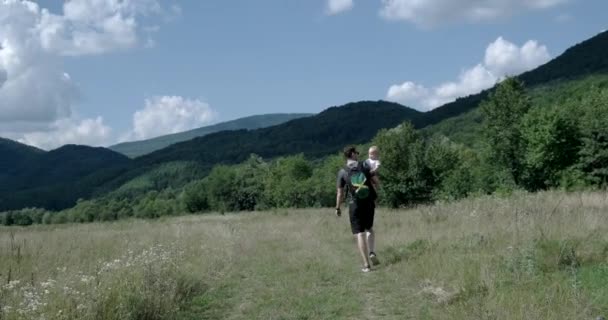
2, 78, 607, 226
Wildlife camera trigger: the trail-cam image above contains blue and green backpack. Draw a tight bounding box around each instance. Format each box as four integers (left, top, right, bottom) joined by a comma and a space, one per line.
345, 162, 374, 200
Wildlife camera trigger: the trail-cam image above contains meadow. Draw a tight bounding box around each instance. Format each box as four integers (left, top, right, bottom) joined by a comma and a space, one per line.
1, 191, 608, 319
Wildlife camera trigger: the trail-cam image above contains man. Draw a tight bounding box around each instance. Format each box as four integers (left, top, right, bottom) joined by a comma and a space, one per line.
336, 146, 380, 272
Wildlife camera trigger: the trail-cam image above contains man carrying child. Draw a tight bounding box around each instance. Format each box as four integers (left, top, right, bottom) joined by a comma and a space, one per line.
335, 145, 381, 272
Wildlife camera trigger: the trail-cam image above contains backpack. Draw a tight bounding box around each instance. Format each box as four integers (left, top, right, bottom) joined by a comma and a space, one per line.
344, 162, 375, 201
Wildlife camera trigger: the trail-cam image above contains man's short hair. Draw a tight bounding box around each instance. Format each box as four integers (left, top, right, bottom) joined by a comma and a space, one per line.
343, 146, 358, 159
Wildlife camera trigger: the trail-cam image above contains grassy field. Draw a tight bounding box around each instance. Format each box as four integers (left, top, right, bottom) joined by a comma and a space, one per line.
1, 191, 608, 320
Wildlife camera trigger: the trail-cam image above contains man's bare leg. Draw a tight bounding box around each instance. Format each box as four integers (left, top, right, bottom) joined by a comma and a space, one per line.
367, 229, 380, 265
356, 232, 371, 270
367, 229, 375, 254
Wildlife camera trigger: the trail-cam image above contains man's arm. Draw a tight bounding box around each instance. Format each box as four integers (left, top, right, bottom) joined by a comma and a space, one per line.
371, 175, 381, 189
336, 169, 346, 216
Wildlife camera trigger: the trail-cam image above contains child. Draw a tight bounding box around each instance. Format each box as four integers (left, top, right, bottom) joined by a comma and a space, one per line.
365, 146, 381, 194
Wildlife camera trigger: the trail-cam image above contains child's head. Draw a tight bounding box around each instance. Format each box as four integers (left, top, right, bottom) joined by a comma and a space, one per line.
368, 146, 379, 160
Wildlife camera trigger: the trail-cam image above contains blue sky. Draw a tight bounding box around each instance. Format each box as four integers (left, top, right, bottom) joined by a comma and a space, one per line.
0, 0, 606, 149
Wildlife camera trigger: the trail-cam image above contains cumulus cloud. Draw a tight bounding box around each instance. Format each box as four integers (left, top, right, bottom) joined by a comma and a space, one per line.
484, 37, 550, 76
11, 117, 113, 150
39, 0, 163, 56
0, 1, 78, 124
386, 82, 430, 108
379, 0, 569, 27
0, 0, 173, 148
126, 96, 217, 141
326, 0, 354, 15
386, 37, 551, 111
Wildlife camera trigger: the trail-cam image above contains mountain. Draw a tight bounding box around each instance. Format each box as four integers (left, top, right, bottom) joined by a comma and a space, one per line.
0, 138, 45, 177
134, 101, 425, 167
0, 143, 131, 210
110, 113, 312, 158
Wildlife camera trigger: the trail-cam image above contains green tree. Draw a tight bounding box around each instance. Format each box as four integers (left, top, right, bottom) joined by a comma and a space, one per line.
480, 77, 531, 186
263, 154, 314, 208
204, 165, 239, 212
182, 180, 210, 213
373, 122, 433, 208
520, 104, 581, 190
309, 154, 344, 208
234, 155, 268, 211
425, 137, 479, 200
577, 87, 608, 186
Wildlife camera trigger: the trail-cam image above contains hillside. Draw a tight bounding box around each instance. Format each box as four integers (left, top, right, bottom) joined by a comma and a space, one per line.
0, 138, 44, 178
110, 113, 312, 158
135, 101, 424, 166
0, 144, 132, 210
0, 144, 130, 191
422, 74, 608, 146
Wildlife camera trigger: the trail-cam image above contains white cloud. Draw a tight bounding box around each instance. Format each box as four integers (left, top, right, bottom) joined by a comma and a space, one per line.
484, 37, 551, 76
0, 0, 175, 148
431, 64, 497, 107
13, 117, 112, 150
326, 0, 354, 15
379, 0, 569, 27
0, 0, 78, 124
386, 37, 552, 111
127, 96, 217, 141
387, 82, 429, 108
39, 0, 163, 56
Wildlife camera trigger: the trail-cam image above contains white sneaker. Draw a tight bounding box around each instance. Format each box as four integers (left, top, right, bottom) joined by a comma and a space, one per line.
362, 264, 371, 273
369, 252, 380, 266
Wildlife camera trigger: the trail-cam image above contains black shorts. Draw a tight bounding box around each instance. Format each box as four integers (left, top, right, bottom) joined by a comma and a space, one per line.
348, 200, 375, 234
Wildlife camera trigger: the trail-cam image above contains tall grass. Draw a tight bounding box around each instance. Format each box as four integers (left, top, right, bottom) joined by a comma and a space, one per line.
1, 191, 608, 319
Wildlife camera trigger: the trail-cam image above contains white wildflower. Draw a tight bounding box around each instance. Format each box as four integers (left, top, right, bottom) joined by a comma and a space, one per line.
80, 275, 95, 284
5, 280, 21, 290
40, 279, 56, 289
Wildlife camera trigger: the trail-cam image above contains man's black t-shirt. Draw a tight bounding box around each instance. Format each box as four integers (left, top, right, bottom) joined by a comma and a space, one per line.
337, 160, 376, 234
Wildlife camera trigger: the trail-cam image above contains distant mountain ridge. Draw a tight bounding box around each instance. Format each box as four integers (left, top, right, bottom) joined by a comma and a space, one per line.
134, 101, 424, 166
110, 113, 312, 158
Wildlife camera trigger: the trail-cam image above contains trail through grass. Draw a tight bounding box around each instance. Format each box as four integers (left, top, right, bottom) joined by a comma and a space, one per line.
1, 191, 608, 319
